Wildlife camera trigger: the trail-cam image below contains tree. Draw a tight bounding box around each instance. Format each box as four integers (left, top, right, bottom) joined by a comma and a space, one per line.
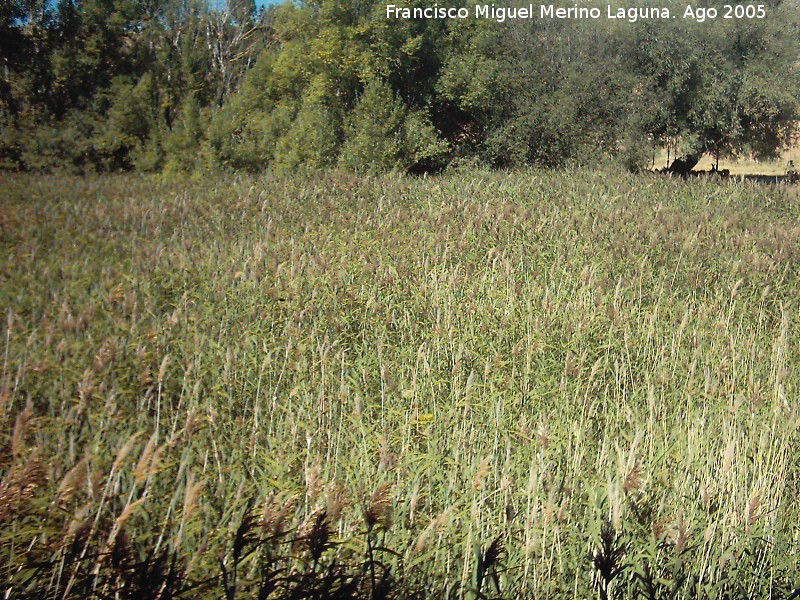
631, 1, 800, 173
338, 78, 406, 173
273, 91, 340, 171
0, 1, 26, 88
1, 0, 796, 174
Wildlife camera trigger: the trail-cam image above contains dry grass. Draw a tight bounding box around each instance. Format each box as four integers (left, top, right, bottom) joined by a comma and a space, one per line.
654, 145, 800, 175
0, 168, 799, 597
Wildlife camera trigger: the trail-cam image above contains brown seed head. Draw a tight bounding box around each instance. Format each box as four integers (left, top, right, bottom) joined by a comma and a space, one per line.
364, 483, 393, 532
745, 492, 761, 533
11, 405, 33, 458
56, 457, 89, 507
623, 463, 642, 494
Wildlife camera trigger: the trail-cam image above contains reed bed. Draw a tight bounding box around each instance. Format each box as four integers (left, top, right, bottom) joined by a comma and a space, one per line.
1, 169, 799, 598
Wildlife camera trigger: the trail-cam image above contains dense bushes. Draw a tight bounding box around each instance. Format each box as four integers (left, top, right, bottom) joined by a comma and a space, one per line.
0, 0, 798, 174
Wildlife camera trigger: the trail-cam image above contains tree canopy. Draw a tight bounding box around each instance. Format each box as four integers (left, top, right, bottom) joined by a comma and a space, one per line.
1, 0, 798, 173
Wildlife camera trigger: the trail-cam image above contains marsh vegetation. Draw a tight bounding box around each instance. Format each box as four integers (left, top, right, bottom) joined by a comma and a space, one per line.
2, 169, 799, 597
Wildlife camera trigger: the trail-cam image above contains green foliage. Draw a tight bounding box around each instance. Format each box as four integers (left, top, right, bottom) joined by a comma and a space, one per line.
402, 108, 450, 169
338, 79, 407, 173
93, 75, 158, 171
210, 95, 297, 172
273, 95, 341, 172
18, 110, 100, 173
0, 0, 266, 172
0, 0, 798, 173
485, 100, 580, 168
0, 116, 25, 170
337, 79, 448, 173
632, 2, 800, 167
163, 93, 211, 175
